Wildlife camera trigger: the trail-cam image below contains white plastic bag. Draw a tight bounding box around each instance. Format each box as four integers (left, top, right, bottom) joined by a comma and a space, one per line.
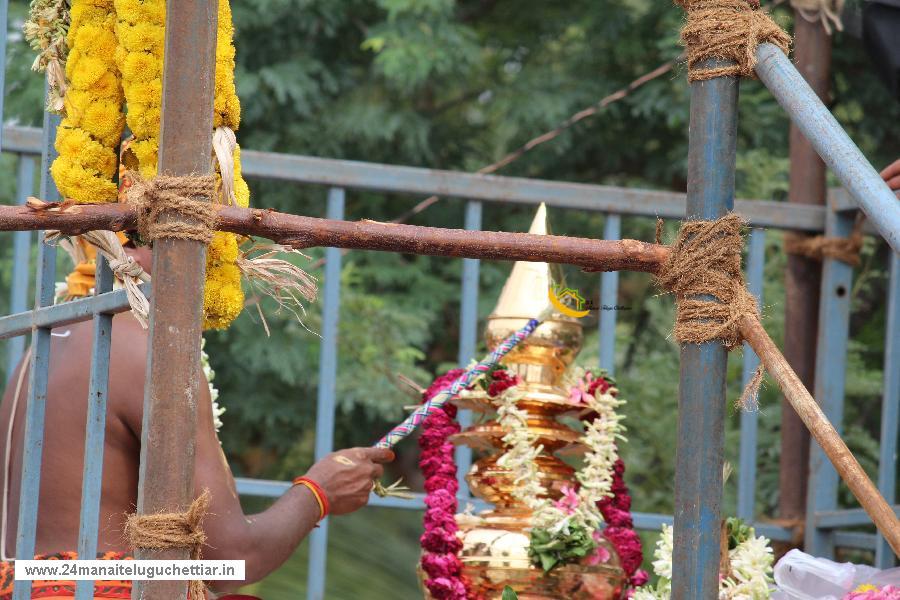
773, 549, 900, 599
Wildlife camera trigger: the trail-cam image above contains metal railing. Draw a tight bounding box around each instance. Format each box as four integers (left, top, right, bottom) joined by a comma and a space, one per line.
2, 118, 897, 596
0, 19, 896, 596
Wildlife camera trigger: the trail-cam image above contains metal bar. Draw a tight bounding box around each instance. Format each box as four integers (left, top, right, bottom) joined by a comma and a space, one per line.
803, 209, 855, 558
13, 107, 60, 600
6, 157, 35, 383
232, 476, 795, 540
454, 200, 482, 498
815, 506, 900, 529
132, 2, 217, 598
0, 286, 148, 340
780, 18, 831, 525
74, 256, 114, 600
737, 228, 765, 521
755, 43, 900, 250
833, 531, 878, 551
671, 58, 739, 600
238, 151, 822, 231
0, 125, 827, 231
876, 250, 900, 568
306, 187, 345, 600
599, 214, 621, 374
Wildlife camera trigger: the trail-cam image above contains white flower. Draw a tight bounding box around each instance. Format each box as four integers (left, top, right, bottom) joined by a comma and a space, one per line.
721, 534, 773, 599
577, 386, 626, 523
643, 523, 773, 600
200, 337, 224, 435
653, 524, 675, 580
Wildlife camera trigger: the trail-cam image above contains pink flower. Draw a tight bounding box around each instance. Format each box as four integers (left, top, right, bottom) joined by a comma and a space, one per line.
487, 369, 520, 397
604, 526, 643, 576
568, 372, 595, 405
421, 552, 462, 578
553, 485, 580, 515
427, 576, 468, 600
845, 586, 900, 600
630, 570, 649, 587
420, 369, 468, 598
585, 542, 610, 566
587, 375, 611, 397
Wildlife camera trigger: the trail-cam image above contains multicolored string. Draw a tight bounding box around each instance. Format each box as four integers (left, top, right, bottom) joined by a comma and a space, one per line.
375, 312, 546, 449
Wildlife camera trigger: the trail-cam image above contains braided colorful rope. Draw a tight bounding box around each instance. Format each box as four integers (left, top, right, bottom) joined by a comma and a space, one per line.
375, 315, 543, 449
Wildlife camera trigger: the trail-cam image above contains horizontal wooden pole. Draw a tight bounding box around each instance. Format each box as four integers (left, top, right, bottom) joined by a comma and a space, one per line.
0, 203, 669, 273
740, 314, 900, 557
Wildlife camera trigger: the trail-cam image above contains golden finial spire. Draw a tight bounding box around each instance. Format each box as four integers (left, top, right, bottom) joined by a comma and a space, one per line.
490, 203, 563, 319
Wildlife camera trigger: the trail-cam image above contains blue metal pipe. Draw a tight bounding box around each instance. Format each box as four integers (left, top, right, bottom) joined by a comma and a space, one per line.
306, 188, 345, 600
671, 59, 739, 599
6, 157, 35, 383
0, 286, 148, 340
599, 214, 620, 375
804, 209, 855, 558
876, 250, 900, 568
755, 43, 900, 251
455, 200, 482, 497
14, 109, 60, 600
737, 229, 765, 521
0, 124, 832, 232
74, 257, 114, 600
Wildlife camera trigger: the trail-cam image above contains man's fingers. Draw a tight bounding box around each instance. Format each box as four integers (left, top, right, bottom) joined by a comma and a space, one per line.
886, 174, 900, 192
881, 159, 900, 181
371, 463, 385, 479
358, 447, 396, 464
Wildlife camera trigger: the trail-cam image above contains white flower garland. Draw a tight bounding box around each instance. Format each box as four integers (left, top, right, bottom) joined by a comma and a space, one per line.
201, 337, 225, 434
492, 369, 627, 536
577, 385, 626, 511
634, 524, 774, 600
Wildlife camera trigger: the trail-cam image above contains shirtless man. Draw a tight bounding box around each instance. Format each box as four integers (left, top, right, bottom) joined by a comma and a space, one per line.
0, 244, 394, 596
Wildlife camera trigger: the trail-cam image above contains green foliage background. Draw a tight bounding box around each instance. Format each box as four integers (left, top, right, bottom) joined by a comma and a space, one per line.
0, 0, 898, 597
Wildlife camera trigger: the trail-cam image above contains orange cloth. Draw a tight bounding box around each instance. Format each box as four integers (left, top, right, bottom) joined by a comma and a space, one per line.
0, 551, 132, 599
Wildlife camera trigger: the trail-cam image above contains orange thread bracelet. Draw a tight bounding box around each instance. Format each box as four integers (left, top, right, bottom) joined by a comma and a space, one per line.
293, 476, 329, 521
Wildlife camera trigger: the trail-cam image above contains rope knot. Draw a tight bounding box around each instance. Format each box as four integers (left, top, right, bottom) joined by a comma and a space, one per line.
658, 214, 764, 409
125, 173, 218, 244
125, 489, 211, 599
676, 0, 791, 81
784, 224, 863, 267
107, 256, 144, 280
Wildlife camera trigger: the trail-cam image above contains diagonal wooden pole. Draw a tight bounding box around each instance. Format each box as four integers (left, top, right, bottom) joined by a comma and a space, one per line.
740, 314, 900, 557
132, 1, 217, 599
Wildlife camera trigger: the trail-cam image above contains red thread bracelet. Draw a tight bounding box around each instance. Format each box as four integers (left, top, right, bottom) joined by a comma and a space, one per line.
292, 476, 330, 521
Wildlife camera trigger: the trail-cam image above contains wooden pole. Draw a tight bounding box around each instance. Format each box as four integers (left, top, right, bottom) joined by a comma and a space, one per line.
781, 13, 833, 528
0, 203, 670, 274
131, 1, 217, 599
740, 314, 900, 557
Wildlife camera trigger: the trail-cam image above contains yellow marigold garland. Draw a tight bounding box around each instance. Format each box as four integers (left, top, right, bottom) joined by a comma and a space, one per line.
115, 0, 248, 329
49, 0, 124, 203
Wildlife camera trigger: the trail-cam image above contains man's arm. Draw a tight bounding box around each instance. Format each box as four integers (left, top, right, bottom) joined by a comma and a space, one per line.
191, 378, 394, 588
114, 316, 393, 588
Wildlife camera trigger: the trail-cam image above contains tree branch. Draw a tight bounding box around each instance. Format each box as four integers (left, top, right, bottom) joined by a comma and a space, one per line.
0, 203, 669, 274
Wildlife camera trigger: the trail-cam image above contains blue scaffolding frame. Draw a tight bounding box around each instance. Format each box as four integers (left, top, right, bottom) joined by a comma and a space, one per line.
0, 15, 897, 600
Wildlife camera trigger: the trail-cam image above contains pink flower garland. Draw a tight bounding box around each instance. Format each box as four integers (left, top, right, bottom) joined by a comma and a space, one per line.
420, 369, 468, 600
597, 458, 648, 593
419, 367, 646, 598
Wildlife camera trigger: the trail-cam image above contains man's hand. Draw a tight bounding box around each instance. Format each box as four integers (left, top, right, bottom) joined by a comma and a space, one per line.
881, 158, 900, 193
304, 447, 395, 515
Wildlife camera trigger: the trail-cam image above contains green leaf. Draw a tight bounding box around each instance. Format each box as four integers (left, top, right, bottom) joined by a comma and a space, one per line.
502, 586, 519, 600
